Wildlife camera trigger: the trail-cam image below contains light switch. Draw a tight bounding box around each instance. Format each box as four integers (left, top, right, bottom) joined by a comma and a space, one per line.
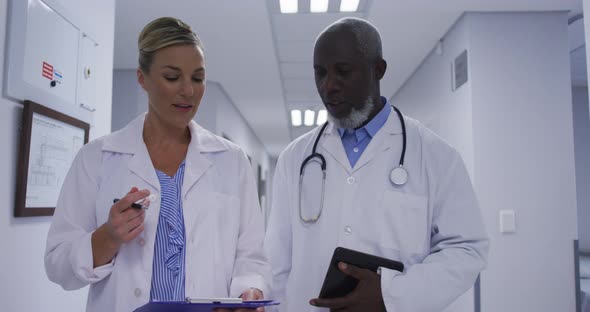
499, 210, 516, 234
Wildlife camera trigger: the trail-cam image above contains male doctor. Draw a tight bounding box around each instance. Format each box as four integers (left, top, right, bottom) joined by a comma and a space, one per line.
264, 17, 489, 312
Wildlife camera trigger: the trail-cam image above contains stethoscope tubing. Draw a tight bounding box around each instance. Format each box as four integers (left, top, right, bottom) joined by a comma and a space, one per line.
298, 105, 407, 224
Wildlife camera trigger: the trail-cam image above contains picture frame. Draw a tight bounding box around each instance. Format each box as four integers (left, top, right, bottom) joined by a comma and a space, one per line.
15, 100, 89, 217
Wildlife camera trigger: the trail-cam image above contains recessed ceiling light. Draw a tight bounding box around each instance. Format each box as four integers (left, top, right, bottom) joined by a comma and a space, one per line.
340, 0, 359, 12
316, 109, 327, 125
280, 0, 298, 13
310, 0, 329, 13
291, 109, 302, 126
304, 110, 315, 126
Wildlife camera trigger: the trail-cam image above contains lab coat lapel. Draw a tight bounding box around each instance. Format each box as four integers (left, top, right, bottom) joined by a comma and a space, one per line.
181, 122, 213, 201
180, 146, 210, 234
119, 116, 160, 190
128, 142, 160, 190
181, 147, 211, 201
320, 123, 353, 174
352, 110, 403, 172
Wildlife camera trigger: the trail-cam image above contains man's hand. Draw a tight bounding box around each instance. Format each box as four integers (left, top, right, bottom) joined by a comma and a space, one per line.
310, 262, 386, 312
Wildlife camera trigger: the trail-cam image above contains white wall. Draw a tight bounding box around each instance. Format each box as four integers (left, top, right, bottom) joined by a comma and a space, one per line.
0, 0, 116, 311
585, 0, 590, 103
469, 12, 577, 312
573, 86, 590, 252
112, 69, 142, 131
392, 14, 474, 312
209, 82, 272, 217
393, 15, 474, 176
393, 12, 577, 312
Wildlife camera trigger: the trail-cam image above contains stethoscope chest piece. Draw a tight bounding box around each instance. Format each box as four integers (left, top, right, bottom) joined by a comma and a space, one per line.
390, 166, 408, 186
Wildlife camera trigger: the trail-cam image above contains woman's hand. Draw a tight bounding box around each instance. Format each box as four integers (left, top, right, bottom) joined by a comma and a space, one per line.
240, 288, 265, 312
241, 288, 264, 300
91, 187, 150, 267
104, 187, 150, 245
214, 288, 265, 312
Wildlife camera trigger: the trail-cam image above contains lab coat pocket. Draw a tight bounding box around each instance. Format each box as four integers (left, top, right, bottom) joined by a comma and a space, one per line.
379, 190, 428, 258
185, 191, 240, 296
210, 192, 241, 295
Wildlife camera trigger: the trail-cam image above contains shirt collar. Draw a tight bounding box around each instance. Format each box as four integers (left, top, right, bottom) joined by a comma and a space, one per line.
337, 97, 392, 139
102, 113, 229, 154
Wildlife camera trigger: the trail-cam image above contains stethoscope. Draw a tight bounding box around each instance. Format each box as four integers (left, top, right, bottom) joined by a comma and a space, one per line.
298, 105, 408, 224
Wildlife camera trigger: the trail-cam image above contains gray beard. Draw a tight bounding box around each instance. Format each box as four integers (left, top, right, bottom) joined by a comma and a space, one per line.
328, 97, 375, 129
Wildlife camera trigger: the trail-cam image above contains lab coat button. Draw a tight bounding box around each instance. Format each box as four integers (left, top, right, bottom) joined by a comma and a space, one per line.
347, 176, 356, 184
134, 288, 141, 297
344, 226, 352, 234
138, 238, 145, 246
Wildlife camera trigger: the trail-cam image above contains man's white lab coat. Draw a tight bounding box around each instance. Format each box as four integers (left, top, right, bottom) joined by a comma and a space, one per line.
265, 111, 488, 312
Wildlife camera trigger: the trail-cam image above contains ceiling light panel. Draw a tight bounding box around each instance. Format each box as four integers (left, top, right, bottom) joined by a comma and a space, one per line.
304, 110, 316, 126
291, 109, 302, 126
280, 0, 298, 13
310, 0, 329, 13
340, 0, 360, 12
316, 109, 327, 125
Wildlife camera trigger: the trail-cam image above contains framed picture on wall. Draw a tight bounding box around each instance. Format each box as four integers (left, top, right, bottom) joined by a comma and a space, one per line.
14, 100, 89, 217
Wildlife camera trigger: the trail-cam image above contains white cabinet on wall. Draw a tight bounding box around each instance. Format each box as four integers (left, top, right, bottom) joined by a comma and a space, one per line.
5, 0, 100, 125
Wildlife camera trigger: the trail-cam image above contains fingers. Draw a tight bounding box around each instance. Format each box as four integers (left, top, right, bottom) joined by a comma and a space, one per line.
313, 263, 385, 312
121, 206, 145, 222
338, 262, 374, 280
310, 296, 352, 310
125, 223, 144, 241
233, 308, 264, 312
107, 187, 149, 244
241, 288, 263, 300
235, 288, 264, 312
113, 188, 151, 212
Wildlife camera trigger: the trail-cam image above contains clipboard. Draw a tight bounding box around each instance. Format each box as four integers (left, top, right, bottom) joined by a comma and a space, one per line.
133, 299, 280, 312
319, 247, 404, 298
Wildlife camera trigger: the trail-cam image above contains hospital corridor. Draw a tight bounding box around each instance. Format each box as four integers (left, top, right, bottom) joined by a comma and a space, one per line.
0, 0, 589, 311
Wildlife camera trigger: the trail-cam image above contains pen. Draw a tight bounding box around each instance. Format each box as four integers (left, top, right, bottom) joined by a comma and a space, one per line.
113, 198, 148, 210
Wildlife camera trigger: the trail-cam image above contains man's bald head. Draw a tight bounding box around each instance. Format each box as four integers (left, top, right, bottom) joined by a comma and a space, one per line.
315, 17, 383, 63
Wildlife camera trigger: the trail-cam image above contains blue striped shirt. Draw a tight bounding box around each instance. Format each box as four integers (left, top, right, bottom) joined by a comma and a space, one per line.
337, 99, 391, 168
150, 161, 186, 301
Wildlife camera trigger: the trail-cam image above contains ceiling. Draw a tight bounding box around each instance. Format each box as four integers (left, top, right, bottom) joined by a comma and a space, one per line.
114, 0, 583, 156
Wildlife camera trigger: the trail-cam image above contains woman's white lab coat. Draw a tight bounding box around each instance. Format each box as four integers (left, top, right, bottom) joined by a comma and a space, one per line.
264, 111, 489, 312
45, 114, 271, 312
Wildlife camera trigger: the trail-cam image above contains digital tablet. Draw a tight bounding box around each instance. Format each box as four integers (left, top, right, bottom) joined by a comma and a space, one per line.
318, 247, 404, 298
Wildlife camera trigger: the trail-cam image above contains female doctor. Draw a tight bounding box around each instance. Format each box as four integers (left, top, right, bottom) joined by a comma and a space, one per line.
45, 17, 270, 312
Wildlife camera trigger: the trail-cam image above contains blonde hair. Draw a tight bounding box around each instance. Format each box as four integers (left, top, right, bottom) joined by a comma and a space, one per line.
138, 17, 203, 73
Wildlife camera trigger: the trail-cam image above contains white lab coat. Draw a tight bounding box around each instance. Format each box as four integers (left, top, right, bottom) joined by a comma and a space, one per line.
45, 114, 271, 312
264, 111, 489, 312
